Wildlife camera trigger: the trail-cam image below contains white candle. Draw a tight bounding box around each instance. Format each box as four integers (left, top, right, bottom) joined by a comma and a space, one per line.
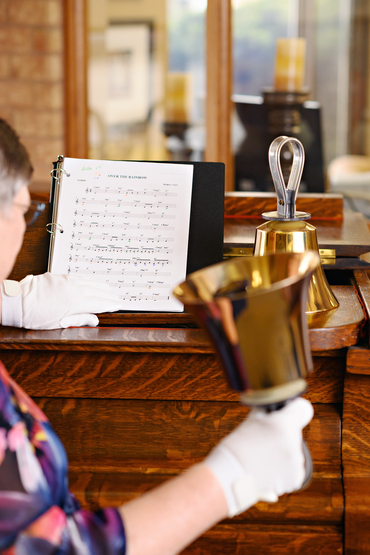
274, 38, 306, 92
165, 72, 192, 123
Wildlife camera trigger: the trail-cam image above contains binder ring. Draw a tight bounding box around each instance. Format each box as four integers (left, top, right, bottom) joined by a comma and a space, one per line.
46, 222, 64, 235
50, 168, 70, 178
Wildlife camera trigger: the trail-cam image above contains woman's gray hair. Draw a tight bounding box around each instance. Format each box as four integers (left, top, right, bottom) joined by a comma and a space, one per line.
0, 119, 33, 210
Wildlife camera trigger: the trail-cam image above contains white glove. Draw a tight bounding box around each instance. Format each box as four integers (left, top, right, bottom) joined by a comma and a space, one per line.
204, 397, 313, 517
1, 273, 124, 330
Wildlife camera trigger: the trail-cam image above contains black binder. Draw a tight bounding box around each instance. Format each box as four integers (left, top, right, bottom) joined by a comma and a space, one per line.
49, 158, 225, 317
145, 161, 225, 275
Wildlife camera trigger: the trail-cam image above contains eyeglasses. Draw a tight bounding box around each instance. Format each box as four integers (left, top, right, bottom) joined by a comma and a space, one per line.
14, 200, 46, 227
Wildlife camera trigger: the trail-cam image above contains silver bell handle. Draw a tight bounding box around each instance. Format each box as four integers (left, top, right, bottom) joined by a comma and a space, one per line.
268, 135, 305, 219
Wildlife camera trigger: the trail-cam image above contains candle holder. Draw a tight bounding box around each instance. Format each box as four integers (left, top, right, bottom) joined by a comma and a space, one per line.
262, 87, 310, 185
263, 87, 310, 135
233, 37, 324, 193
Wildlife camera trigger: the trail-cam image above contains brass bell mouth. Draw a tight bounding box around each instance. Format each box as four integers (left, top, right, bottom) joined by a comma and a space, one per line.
253, 135, 339, 315
173, 251, 320, 408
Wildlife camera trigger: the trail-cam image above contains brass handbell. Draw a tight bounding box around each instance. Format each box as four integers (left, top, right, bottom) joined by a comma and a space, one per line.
173, 251, 320, 408
253, 135, 339, 315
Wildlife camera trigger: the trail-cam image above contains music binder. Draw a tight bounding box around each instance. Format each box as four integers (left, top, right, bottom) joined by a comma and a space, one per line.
48, 156, 224, 313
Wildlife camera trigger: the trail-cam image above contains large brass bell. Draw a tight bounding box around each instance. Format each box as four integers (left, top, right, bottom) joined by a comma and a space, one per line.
174, 251, 319, 488
253, 136, 339, 315
174, 251, 320, 408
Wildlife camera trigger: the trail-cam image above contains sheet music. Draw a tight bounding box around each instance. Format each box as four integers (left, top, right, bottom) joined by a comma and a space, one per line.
50, 158, 194, 311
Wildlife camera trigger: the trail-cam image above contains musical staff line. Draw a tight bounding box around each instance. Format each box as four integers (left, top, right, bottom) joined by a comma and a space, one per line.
69, 255, 171, 266
72, 231, 174, 243
67, 267, 171, 287
73, 214, 176, 227
72, 223, 174, 232
84, 188, 177, 198
70, 244, 172, 255
75, 200, 177, 209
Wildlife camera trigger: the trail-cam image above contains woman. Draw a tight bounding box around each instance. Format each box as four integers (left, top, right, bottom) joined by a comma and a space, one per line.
0, 118, 313, 555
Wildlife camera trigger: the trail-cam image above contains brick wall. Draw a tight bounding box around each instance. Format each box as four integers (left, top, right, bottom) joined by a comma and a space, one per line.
0, 0, 65, 195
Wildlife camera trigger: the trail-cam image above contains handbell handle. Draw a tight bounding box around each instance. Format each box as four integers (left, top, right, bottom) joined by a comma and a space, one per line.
268, 136, 305, 219
265, 400, 313, 492
301, 438, 313, 490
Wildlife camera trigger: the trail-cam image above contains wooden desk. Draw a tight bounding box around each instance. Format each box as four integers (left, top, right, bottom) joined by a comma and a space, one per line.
3, 196, 370, 553
0, 319, 346, 554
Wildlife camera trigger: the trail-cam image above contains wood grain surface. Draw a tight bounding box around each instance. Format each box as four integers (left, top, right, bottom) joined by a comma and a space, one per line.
342, 477, 370, 555
68, 471, 343, 525
343, 373, 370, 477
1, 349, 345, 404
34, 400, 339, 476
0, 286, 364, 352
224, 192, 343, 220
39, 398, 341, 535
181, 524, 343, 555
61, 397, 343, 554
347, 346, 370, 375
343, 372, 370, 553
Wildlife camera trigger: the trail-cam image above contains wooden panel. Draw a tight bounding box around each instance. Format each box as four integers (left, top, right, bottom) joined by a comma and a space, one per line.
242, 478, 343, 525
51, 399, 341, 544
343, 373, 370, 553
7, 350, 232, 400
307, 355, 345, 404
224, 192, 343, 220
182, 524, 343, 555
67, 401, 343, 526
35, 400, 340, 477
343, 373, 370, 476
2, 349, 345, 404
68, 472, 343, 526
97, 312, 196, 325
343, 477, 370, 555
347, 346, 370, 375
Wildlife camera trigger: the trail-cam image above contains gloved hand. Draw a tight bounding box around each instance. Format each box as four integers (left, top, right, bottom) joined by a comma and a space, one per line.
203, 397, 313, 517
1, 273, 124, 330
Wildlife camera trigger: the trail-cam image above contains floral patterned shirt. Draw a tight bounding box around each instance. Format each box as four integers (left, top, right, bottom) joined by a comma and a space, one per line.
0, 361, 126, 554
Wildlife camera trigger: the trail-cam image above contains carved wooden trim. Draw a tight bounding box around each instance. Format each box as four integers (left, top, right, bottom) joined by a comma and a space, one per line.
224, 192, 344, 219
63, 0, 88, 158
205, 0, 234, 191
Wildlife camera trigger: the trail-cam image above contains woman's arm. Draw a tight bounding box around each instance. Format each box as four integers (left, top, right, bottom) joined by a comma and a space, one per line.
120, 463, 227, 555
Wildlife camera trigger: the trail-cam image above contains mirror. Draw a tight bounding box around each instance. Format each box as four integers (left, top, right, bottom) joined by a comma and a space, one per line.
87, 0, 207, 164
77, 0, 370, 199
